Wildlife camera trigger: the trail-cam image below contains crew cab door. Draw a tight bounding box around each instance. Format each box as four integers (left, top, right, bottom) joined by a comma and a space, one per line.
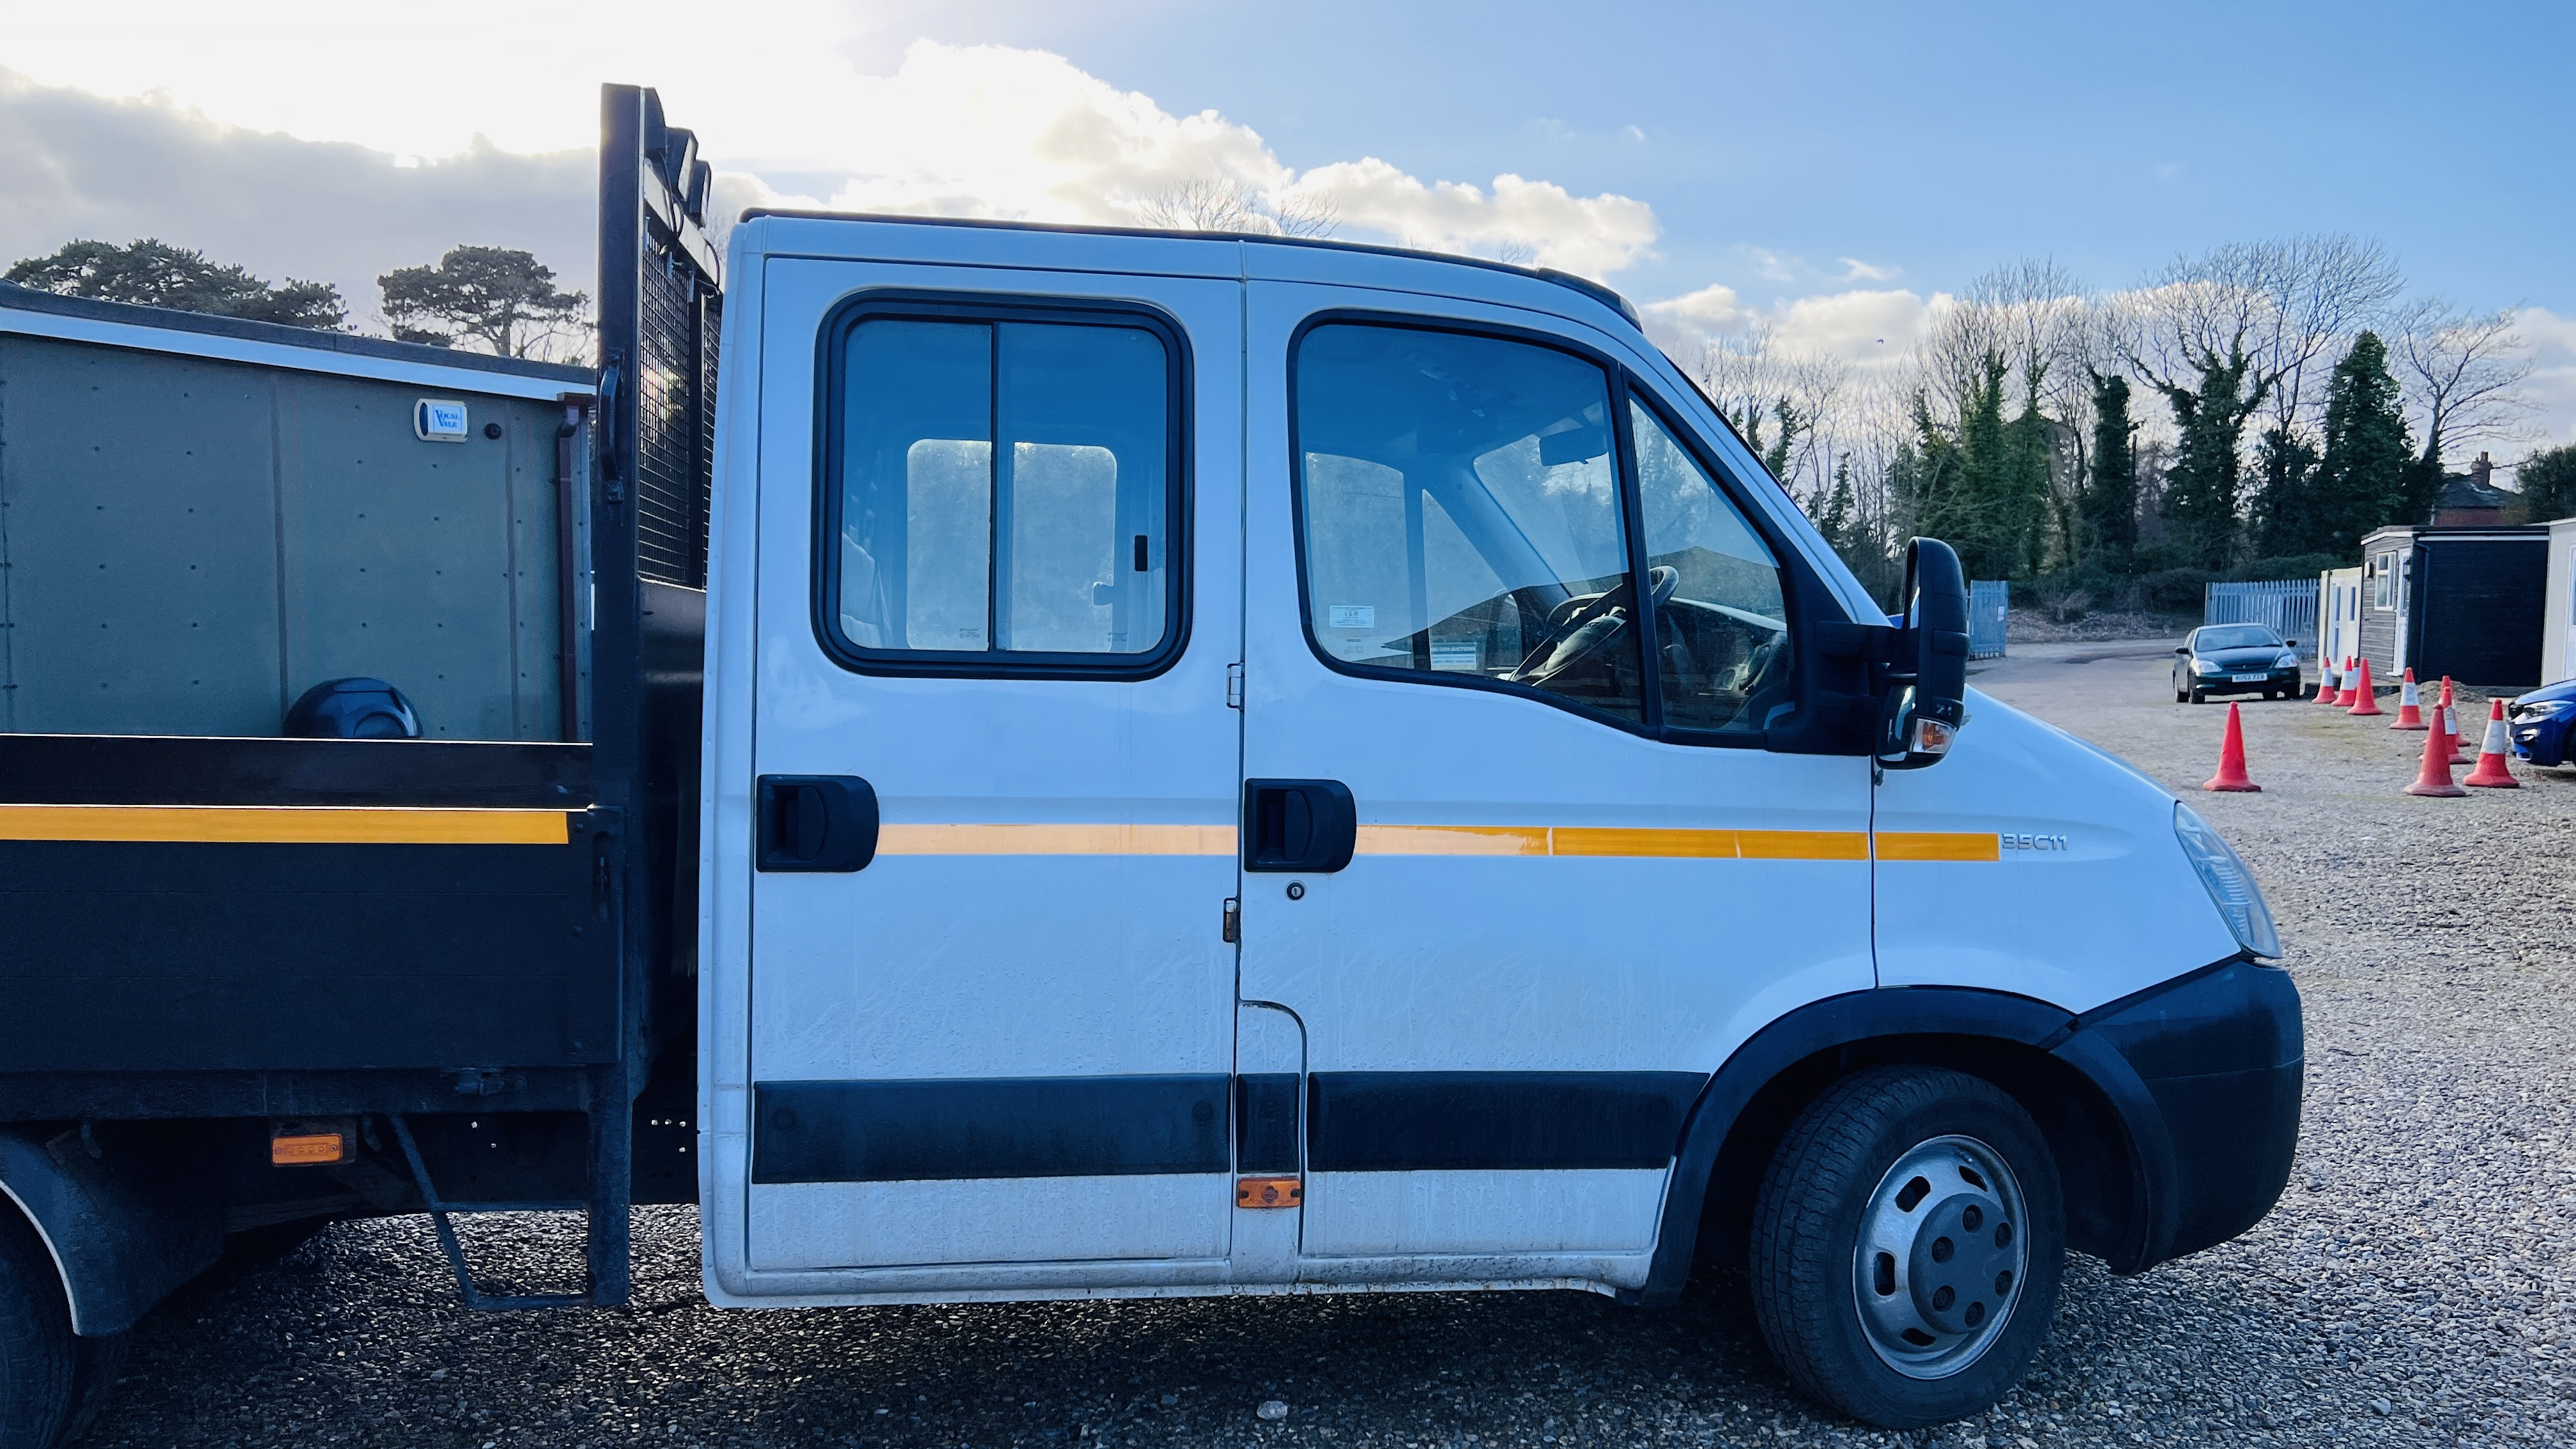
730, 255, 1242, 1282
1235, 278, 1874, 1287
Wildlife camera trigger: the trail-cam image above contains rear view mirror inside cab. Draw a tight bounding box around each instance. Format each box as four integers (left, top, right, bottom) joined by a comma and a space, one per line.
1537, 425, 1607, 466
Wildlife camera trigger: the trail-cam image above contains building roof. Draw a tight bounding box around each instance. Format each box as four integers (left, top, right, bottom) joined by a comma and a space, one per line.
2436, 470, 2517, 512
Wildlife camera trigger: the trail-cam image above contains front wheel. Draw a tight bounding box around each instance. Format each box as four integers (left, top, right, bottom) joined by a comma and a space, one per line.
1749, 1066, 2065, 1429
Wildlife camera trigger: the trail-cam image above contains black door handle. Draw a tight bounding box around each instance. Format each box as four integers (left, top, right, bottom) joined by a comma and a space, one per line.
1243, 779, 1356, 873
756, 775, 878, 872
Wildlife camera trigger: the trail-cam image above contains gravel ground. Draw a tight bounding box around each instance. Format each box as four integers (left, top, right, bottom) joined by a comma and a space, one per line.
79, 644, 2576, 1449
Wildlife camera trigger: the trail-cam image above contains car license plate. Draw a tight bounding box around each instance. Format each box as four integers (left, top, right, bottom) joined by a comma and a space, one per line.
2230, 672, 2267, 682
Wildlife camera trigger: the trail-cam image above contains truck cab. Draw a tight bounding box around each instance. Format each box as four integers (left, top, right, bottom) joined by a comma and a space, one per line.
693, 213, 2303, 1426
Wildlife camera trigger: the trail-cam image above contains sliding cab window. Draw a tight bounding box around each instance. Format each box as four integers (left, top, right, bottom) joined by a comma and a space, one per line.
823, 309, 1183, 673
1294, 323, 1644, 724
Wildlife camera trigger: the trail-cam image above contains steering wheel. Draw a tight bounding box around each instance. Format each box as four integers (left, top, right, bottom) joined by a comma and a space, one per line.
1508, 567, 1677, 686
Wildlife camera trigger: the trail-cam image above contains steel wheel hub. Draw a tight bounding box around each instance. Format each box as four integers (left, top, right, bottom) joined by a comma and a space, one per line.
1852, 1133, 2027, 1379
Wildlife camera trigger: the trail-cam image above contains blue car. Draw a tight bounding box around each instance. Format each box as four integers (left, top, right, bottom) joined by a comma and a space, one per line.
2509, 678, 2576, 766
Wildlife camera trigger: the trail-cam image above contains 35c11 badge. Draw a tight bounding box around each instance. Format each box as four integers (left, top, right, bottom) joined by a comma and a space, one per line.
2002, 832, 2071, 851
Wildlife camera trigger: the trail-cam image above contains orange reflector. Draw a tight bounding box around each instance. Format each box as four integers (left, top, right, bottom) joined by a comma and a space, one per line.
1236, 1176, 1303, 1209
270, 1133, 349, 1167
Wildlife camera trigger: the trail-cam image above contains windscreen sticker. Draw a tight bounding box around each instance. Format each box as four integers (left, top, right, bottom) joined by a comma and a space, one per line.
1328, 604, 1376, 630
1429, 640, 1481, 671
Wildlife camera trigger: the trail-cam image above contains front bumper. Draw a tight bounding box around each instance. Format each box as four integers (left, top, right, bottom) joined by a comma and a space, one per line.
2054, 959, 2304, 1268
2511, 710, 2573, 766
2192, 666, 2301, 695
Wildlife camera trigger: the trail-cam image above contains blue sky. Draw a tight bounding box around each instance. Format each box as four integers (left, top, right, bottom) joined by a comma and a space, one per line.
893, 0, 2571, 313
3, 0, 2570, 438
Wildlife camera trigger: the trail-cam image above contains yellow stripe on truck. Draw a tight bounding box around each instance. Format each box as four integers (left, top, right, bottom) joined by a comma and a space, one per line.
874, 823, 1239, 856
0, 804, 573, 845
1358, 825, 1871, 861
1872, 831, 2003, 862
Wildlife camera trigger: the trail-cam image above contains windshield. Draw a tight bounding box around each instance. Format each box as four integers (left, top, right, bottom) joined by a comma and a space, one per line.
2195, 625, 2280, 652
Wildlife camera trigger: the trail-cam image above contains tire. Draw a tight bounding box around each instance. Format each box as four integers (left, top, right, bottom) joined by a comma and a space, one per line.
60, 1331, 128, 1444
2188, 687, 2205, 704
1749, 1066, 2066, 1429
0, 1206, 79, 1449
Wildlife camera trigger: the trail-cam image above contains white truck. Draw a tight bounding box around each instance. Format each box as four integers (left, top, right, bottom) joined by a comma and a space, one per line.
0, 86, 2300, 1443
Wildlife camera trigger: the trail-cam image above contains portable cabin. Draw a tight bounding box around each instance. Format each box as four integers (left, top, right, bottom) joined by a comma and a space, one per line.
2542, 517, 2576, 686
2356, 523, 2549, 688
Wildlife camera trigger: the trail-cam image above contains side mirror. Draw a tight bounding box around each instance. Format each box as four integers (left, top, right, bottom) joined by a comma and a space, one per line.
2175, 645, 2191, 655
2284, 638, 2299, 648
1877, 537, 1969, 769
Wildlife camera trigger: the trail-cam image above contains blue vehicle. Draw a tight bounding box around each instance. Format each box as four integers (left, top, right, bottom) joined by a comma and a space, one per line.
2508, 679, 2576, 766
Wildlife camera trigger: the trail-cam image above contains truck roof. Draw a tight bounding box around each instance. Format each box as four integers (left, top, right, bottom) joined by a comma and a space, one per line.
0, 280, 595, 401
735, 210, 1644, 330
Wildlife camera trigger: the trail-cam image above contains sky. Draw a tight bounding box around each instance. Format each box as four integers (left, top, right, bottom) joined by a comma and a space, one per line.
4, 0, 2572, 445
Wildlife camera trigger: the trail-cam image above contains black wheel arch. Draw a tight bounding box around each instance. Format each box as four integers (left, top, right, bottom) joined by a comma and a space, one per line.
1623, 980, 2209, 1306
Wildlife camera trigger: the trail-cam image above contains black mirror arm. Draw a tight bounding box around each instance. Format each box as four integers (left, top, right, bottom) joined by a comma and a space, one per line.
1878, 537, 1970, 767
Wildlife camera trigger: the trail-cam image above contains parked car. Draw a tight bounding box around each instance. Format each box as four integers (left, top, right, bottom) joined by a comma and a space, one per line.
2509, 678, 2576, 765
2172, 624, 2303, 702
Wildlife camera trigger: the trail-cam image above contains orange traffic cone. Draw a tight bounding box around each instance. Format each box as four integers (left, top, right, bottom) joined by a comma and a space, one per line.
2388, 669, 2426, 729
2404, 707, 2468, 797
2347, 657, 2384, 716
2203, 702, 2262, 792
2315, 657, 2343, 705
2440, 680, 2469, 761
2334, 657, 2361, 707
2463, 699, 2520, 788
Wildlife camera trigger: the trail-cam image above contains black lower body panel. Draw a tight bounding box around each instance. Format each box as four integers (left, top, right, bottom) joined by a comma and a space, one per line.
0, 826, 617, 1086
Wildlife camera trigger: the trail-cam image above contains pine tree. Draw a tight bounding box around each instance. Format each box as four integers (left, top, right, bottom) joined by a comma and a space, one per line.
2519, 444, 2576, 522
2003, 371, 2055, 575
2251, 425, 2322, 556
7, 238, 344, 328
2314, 331, 2412, 549
2143, 339, 2267, 570
2081, 371, 2139, 573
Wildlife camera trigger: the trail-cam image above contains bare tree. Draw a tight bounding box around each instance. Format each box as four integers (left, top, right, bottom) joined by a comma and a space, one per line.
2389, 298, 2538, 461
2247, 235, 2404, 435
1694, 325, 1850, 495
1134, 177, 1337, 239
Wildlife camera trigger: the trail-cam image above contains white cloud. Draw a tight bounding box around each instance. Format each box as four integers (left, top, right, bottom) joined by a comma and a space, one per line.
1740, 247, 1800, 283
1641, 282, 1943, 371
0, 70, 594, 326
1837, 257, 1897, 282
790, 44, 1657, 278
2521, 306, 2576, 449
0, 35, 1665, 303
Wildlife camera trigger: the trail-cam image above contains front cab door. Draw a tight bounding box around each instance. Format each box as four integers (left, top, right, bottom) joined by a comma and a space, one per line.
1236, 281, 1876, 1291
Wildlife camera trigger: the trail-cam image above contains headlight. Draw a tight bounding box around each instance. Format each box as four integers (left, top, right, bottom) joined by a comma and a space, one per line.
2274, 651, 2299, 669
2514, 699, 2575, 719
2174, 803, 2281, 959
2191, 658, 2223, 675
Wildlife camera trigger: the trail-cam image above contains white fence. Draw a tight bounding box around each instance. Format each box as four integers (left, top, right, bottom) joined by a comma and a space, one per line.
2205, 579, 2322, 656
1968, 580, 2009, 659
